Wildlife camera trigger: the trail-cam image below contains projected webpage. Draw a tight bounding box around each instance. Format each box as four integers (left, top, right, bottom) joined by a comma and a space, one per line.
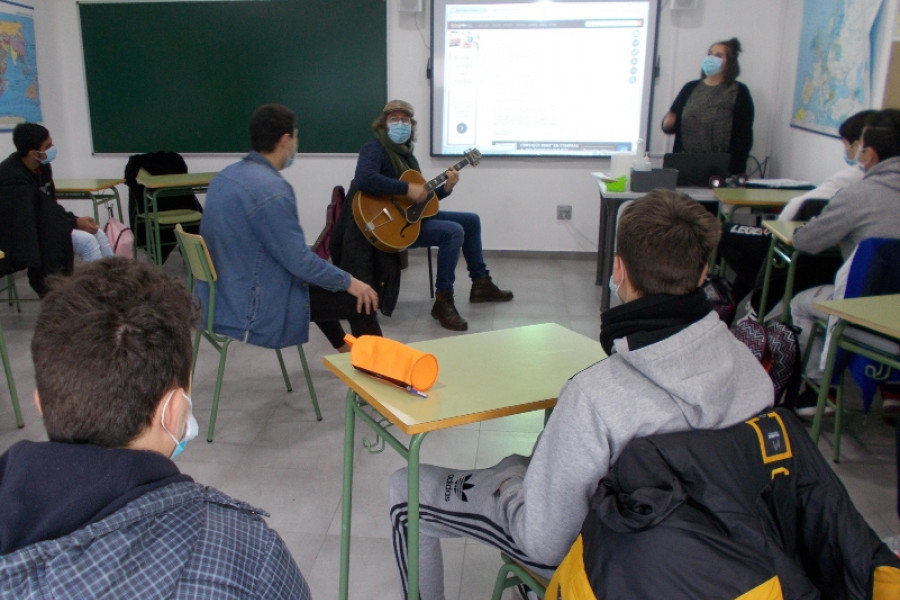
433, 1, 654, 157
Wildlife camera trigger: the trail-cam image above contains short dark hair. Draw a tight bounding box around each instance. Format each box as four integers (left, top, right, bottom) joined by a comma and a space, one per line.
838, 110, 877, 143
13, 123, 49, 157
31, 258, 198, 447
249, 104, 296, 153
708, 37, 742, 83
616, 190, 721, 296
861, 108, 900, 162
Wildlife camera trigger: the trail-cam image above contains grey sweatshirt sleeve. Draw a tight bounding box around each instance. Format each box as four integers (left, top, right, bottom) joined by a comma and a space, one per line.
791, 191, 856, 255
500, 378, 613, 566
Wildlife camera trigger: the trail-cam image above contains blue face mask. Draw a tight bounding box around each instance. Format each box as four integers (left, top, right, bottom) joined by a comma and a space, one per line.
38, 146, 57, 165
387, 122, 412, 144
608, 274, 621, 303
162, 390, 199, 460
702, 55, 723, 77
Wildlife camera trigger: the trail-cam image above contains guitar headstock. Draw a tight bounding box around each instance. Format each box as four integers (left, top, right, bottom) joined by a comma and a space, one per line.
464, 148, 483, 167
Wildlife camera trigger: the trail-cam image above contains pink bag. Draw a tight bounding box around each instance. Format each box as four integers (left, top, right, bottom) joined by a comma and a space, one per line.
105, 217, 135, 258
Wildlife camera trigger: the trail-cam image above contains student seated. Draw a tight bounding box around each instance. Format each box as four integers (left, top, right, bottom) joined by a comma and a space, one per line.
387, 190, 773, 599
547, 409, 900, 599
717, 109, 876, 306
0, 123, 112, 296
0, 259, 310, 599
789, 109, 900, 413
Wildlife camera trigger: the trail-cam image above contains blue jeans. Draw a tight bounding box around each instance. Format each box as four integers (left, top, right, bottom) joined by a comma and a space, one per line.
72, 229, 114, 262
410, 210, 487, 292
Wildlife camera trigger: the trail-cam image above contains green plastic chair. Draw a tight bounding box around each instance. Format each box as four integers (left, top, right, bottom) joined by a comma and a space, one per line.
174, 225, 321, 442
0, 252, 23, 428
490, 553, 548, 600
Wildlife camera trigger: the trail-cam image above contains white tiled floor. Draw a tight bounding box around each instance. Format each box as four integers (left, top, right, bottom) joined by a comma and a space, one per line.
0, 252, 897, 599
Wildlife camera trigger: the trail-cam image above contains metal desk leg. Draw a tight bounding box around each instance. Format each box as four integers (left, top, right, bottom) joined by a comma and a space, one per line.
811, 320, 845, 459
596, 195, 627, 311
757, 236, 778, 321
780, 249, 800, 324
0, 321, 22, 428
339, 390, 357, 600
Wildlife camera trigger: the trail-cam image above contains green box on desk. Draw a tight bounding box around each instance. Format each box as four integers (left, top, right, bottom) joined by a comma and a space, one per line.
630, 168, 678, 192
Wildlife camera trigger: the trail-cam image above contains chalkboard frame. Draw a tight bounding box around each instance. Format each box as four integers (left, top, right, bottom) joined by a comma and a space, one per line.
79, 0, 387, 154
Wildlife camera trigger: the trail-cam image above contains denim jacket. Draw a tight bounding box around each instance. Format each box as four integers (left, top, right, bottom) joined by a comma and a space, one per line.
198, 152, 350, 348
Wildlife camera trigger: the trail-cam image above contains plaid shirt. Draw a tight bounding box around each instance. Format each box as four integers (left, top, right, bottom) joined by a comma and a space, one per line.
0, 481, 310, 599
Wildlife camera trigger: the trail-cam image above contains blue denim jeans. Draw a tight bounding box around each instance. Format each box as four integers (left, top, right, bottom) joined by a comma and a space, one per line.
410, 210, 487, 292
72, 229, 114, 262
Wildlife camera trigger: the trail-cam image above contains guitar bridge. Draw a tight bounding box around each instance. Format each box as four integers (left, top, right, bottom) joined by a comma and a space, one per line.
366, 208, 393, 232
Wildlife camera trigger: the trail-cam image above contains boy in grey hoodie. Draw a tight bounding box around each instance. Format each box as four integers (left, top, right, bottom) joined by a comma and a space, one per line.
389, 190, 774, 600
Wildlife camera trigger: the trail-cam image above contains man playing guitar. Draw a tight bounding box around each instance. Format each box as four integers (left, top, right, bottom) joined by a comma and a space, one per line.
333, 99, 513, 331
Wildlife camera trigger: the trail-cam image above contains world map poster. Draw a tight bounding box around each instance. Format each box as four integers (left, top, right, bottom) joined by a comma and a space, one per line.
0, 0, 41, 128
791, 0, 883, 136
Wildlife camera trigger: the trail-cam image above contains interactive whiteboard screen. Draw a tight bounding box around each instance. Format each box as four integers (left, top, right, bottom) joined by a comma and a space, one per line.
431, 0, 658, 157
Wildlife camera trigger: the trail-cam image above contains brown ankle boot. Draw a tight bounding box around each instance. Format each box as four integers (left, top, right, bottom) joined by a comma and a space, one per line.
431, 291, 468, 331
470, 276, 514, 303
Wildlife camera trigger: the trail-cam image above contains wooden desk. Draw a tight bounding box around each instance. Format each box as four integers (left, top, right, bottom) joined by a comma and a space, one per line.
135, 169, 216, 265
55, 178, 125, 223
326, 323, 606, 600
591, 175, 717, 310
714, 188, 798, 220
810, 295, 900, 458
814, 295, 900, 340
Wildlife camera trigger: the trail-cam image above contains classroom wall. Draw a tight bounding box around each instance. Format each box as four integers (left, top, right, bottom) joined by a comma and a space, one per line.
3, 0, 894, 254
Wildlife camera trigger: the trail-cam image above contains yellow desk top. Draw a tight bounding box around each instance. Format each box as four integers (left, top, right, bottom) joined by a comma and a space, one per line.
55, 178, 125, 192
813, 294, 900, 339
323, 323, 606, 435
762, 220, 805, 246
136, 169, 217, 189
714, 188, 798, 206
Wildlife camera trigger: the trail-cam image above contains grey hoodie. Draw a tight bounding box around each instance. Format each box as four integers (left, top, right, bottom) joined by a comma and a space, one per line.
498, 312, 774, 566
792, 155, 900, 259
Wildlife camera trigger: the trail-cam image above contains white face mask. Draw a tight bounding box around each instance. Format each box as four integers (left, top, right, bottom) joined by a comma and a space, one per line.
161, 389, 199, 459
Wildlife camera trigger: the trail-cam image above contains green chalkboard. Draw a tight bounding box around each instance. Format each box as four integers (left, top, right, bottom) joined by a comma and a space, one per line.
79, 1, 386, 154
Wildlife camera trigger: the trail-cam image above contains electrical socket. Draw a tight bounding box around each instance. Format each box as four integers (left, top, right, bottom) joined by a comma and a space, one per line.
557, 205, 572, 220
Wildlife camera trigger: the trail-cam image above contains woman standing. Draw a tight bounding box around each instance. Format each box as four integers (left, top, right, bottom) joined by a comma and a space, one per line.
662, 38, 754, 176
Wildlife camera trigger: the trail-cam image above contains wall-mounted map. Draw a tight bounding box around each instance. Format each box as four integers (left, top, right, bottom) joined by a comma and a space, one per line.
0, 1, 41, 128
791, 0, 883, 136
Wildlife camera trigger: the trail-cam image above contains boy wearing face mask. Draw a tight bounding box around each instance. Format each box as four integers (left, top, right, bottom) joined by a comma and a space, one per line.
0, 258, 311, 599
0, 123, 112, 296
331, 99, 513, 332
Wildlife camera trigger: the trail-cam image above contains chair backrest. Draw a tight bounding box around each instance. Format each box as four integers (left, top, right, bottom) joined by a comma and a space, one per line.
311, 185, 345, 260
174, 224, 217, 333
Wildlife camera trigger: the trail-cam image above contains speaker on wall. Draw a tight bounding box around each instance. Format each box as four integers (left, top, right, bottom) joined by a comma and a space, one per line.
398, 0, 424, 13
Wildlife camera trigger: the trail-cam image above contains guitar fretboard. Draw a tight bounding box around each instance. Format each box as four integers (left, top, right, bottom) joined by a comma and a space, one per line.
423, 155, 478, 193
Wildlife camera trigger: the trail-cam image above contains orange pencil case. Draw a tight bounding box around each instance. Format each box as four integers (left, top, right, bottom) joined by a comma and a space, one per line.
344, 334, 439, 392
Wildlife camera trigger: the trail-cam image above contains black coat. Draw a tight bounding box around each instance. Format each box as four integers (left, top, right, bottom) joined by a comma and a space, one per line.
0, 153, 75, 295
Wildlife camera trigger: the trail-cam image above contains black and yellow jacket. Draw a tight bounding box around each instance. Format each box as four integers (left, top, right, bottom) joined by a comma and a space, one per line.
548, 409, 900, 599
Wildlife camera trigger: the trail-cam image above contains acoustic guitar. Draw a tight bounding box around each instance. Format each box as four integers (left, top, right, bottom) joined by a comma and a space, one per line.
351, 148, 483, 252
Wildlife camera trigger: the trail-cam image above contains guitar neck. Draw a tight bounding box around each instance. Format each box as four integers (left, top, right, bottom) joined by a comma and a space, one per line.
423, 156, 473, 194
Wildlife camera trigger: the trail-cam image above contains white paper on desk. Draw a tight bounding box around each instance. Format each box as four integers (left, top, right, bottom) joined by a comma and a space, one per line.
747, 178, 812, 188
591, 171, 620, 183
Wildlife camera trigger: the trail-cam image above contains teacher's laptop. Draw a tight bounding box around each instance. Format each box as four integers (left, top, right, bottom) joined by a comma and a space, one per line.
663, 152, 730, 187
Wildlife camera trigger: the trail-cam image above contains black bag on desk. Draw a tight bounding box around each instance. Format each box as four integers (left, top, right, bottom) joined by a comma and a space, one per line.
124, 151, 203, 261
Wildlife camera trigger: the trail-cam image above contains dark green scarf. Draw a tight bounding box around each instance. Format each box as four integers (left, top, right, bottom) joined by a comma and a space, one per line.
375, 129, 420, 177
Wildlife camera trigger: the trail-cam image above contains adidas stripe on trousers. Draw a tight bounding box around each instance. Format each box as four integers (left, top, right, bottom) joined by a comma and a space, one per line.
388, 454, 554, 600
